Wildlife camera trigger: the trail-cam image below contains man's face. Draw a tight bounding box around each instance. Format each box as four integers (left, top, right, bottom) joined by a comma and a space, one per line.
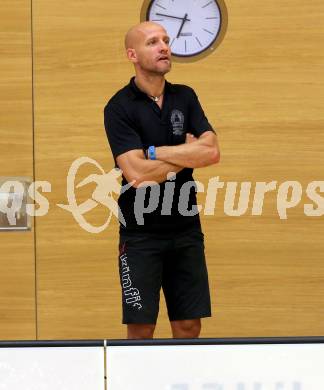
130, 25, 172, 75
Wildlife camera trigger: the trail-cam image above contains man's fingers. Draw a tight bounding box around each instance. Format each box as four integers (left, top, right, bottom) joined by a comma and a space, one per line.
186, 133, 197, 143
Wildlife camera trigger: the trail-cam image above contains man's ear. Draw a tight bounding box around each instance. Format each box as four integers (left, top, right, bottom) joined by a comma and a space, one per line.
126, 48, 137, 63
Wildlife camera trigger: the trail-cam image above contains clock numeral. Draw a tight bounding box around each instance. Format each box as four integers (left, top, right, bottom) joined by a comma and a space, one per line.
203, 28, 214, 35
155, 3, 167, 10
202, 1, 213, 8
195, 36, 203, 47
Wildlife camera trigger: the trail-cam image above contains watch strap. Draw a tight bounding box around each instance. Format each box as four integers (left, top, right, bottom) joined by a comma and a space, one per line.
148, 145, 156, 160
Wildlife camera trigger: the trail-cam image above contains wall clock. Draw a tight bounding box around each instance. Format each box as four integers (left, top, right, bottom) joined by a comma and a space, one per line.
141, 0, 228, 61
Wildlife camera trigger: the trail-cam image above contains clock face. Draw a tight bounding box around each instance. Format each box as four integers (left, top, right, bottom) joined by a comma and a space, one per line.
146, 0, 223, 58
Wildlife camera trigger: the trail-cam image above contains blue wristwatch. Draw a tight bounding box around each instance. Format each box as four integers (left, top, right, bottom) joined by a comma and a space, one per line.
148, 145, 156, 160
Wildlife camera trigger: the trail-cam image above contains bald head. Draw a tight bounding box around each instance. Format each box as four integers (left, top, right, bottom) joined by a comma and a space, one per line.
124, 21, 167, 50
124, 21, 171, 75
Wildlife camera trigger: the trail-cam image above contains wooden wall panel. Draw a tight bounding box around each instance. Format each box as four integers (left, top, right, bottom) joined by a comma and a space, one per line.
193, 0, 324, 337
34, 0, 324, 339
0, 1, 36, 339
33, 0, 135, 339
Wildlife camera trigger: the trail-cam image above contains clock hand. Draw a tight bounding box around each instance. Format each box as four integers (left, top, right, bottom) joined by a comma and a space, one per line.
155, 12, 191, 21
176, 13, 189, 39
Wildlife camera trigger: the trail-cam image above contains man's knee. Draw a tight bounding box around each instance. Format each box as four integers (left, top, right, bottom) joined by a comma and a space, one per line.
127, 323, 156, 339
171, 319, 201, 338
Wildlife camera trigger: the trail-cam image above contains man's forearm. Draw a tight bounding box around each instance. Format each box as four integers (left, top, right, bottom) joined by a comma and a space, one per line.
132, 158, 183, 187
155, 138, 219, 168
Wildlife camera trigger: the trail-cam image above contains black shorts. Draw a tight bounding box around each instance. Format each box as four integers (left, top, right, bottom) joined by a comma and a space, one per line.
118, 226, 211, 324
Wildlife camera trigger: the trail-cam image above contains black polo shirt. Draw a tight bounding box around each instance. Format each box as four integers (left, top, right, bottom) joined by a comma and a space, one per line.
104, 77, 214, 233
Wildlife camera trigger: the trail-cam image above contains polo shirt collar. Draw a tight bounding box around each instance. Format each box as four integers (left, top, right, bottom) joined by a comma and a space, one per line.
128, 76, 175, 100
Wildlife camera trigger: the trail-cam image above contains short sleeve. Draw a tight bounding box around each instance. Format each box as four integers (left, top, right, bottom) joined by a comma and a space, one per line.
188, 89, 216, 137
104, 102, 144, 163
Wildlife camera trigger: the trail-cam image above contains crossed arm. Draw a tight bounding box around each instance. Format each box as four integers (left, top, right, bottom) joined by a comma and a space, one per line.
116, 130, 220, 188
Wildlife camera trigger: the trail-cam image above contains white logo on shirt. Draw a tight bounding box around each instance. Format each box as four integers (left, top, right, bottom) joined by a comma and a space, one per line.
171, 109, 185, 136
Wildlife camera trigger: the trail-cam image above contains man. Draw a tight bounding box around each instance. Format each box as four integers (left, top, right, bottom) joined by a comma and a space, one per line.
104, 21, 220, 339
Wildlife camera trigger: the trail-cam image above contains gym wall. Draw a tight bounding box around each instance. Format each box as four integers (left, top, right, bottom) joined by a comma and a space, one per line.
0, 0, 323, 340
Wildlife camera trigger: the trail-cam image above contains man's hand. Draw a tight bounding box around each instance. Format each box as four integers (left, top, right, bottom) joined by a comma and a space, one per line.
156, 131, 220, 168
116, 149, 183, 188
115, 132, 219, 187
186, 133, 198, 144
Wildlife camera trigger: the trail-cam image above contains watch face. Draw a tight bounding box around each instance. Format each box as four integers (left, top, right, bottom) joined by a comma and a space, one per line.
146, 0, 224, 58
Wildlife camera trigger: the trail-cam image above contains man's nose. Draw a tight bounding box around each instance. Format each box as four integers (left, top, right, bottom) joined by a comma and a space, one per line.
160, 40, 169, 52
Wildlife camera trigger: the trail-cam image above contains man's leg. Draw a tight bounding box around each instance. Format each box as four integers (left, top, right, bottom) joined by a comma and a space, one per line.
170, 319, 201, 338
127, 324, 156, 339
163, 228, 211, 338
119, 232, 167, 338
